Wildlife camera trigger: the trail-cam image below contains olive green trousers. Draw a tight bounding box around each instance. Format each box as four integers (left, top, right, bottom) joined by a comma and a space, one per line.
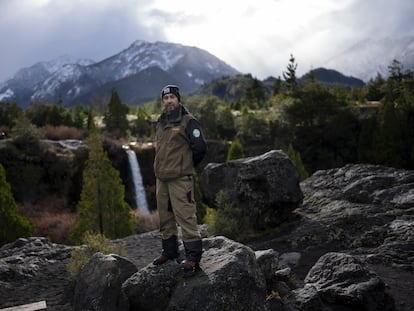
156, 175, 201, 242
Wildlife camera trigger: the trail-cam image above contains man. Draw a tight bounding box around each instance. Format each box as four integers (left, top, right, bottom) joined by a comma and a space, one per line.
153, 84, 207, 273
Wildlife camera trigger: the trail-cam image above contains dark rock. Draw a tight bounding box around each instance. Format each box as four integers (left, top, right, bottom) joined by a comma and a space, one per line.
250, 163, 414, 311
287, 252, 395, 311
0, 237, 73, 310
302, 164, 414, 208
73, 252, 137, 311
2, 163, 413, 310
123, 236, 267, 311
201, 150, 303, 229
255, 249, 279, 282
298, 164, 414, 269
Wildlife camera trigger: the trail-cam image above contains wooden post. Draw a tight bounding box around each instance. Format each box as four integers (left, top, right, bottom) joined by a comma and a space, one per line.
0, 301, 47, 311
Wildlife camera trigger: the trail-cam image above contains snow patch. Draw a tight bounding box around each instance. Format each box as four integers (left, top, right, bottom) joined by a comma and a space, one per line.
0, 88, 14, 100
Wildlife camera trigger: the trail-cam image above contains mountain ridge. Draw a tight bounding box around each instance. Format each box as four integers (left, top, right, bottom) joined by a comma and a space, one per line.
0, 40, 239, 108
1, 36, 414, 108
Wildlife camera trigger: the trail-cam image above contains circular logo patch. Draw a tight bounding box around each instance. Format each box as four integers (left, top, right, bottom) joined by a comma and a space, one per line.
192, 129, 201, 138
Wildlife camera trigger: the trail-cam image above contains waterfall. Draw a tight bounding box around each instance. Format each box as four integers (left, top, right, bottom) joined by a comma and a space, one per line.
126, 149, 149, 214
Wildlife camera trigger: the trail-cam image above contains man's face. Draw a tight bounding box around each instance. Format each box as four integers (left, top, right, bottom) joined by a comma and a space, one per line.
162, 93, 179, 112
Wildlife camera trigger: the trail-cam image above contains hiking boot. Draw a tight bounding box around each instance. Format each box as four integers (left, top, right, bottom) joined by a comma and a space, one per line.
153, 255, 171, 265
181, 259, 200, 272
153, 235, 179, 265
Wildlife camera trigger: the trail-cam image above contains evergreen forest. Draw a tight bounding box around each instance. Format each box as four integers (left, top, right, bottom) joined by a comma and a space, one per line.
1, 56, 413, 245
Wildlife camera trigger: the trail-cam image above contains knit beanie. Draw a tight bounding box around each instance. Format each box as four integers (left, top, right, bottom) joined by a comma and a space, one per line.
161, 85, 181, 102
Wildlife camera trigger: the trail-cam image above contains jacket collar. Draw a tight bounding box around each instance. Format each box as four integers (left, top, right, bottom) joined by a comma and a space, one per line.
159, 104, 188, 125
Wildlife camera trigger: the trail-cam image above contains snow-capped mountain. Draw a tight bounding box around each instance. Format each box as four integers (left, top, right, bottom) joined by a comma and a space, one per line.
326, 36, 414, 82
0, 55, 95, 107
0, 40, 239, 108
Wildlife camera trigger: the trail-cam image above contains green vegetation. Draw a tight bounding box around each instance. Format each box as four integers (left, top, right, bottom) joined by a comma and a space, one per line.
206, 191, 251, 241
0, 163, 33, 245
227, 139, 245, 161
283, 54, 298, 96
70, 126, 137, 243
104, 88, 130, 138
287, 144, 309, 181
131, 107, 153, 138
2, 55, 411, 173
66, 231, 126, 279
10, 114, 44, 153
1, 55, 414, 244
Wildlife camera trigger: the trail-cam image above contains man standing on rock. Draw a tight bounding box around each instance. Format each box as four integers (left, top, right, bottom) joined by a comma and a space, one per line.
153, 84, 207, 274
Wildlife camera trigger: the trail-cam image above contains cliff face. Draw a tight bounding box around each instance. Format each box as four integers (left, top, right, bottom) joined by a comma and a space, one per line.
0, 139, 154, 209
0, 139, 89, 205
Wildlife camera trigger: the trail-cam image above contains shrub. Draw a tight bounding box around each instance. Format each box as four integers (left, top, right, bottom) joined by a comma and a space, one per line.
66, 231, 126, 279
132, 209, 159, 234
203, 206, 217, 229
0, 163, 33, 245
208, 190, 250, 241
43, 125, 86, 140
226, 139, 245, 161
10, 115, 44, 154
18, 196, 75, 245
287, 143, 309, 181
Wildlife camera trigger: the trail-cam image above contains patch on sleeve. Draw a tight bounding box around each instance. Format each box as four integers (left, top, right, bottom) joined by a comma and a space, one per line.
192, 128, 201, 138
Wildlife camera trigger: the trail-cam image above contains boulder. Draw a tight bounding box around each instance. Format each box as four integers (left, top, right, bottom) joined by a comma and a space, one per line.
249, 163, 414, 311
73, 252, 138, 311
123, 236, 267, 311
287, 252, 395, 311
2, 163, 413, 310
201, 150, 303, 229
255, 248, 279, 282
298, 164, 414, 269
0, 237, 73, 309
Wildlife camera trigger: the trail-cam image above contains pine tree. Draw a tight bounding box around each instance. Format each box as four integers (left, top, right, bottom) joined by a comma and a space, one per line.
365, 73, 385, 101
0, 163, 33, 245
132, 107, 151, 138
103, 88, 129, 137
71, 126, 136, 243
283, 54, 298, 96
245, 78, 265, 108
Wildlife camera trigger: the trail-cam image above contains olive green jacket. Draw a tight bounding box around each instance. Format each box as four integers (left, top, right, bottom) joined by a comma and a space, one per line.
154, 104, 207, 180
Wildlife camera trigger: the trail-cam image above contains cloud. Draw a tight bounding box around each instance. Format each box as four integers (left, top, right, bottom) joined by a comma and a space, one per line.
0, 0, 165, 80
0, 0, 413, 82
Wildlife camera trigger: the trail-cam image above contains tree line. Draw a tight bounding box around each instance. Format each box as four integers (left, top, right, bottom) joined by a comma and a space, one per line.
1, 56, 413, 245
2, 57, 413, 174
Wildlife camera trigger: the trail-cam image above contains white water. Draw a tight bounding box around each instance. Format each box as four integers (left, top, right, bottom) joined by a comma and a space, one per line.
126, 149, 149, 214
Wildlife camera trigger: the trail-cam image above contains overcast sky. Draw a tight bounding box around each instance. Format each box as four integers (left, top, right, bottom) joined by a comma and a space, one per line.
1, 0, 413, 82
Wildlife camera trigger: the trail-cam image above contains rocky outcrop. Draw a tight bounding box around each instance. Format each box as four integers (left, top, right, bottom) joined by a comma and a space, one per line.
0, 237, 73, 310
294, 164, 413, 269
252, 163, 414, 311
0, 234, 398, 311
73, 252, 137, 311
287, 252, 395, 311
1, 162, 413, 310
123, 236, 267, 311
201, 150, 303, 229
